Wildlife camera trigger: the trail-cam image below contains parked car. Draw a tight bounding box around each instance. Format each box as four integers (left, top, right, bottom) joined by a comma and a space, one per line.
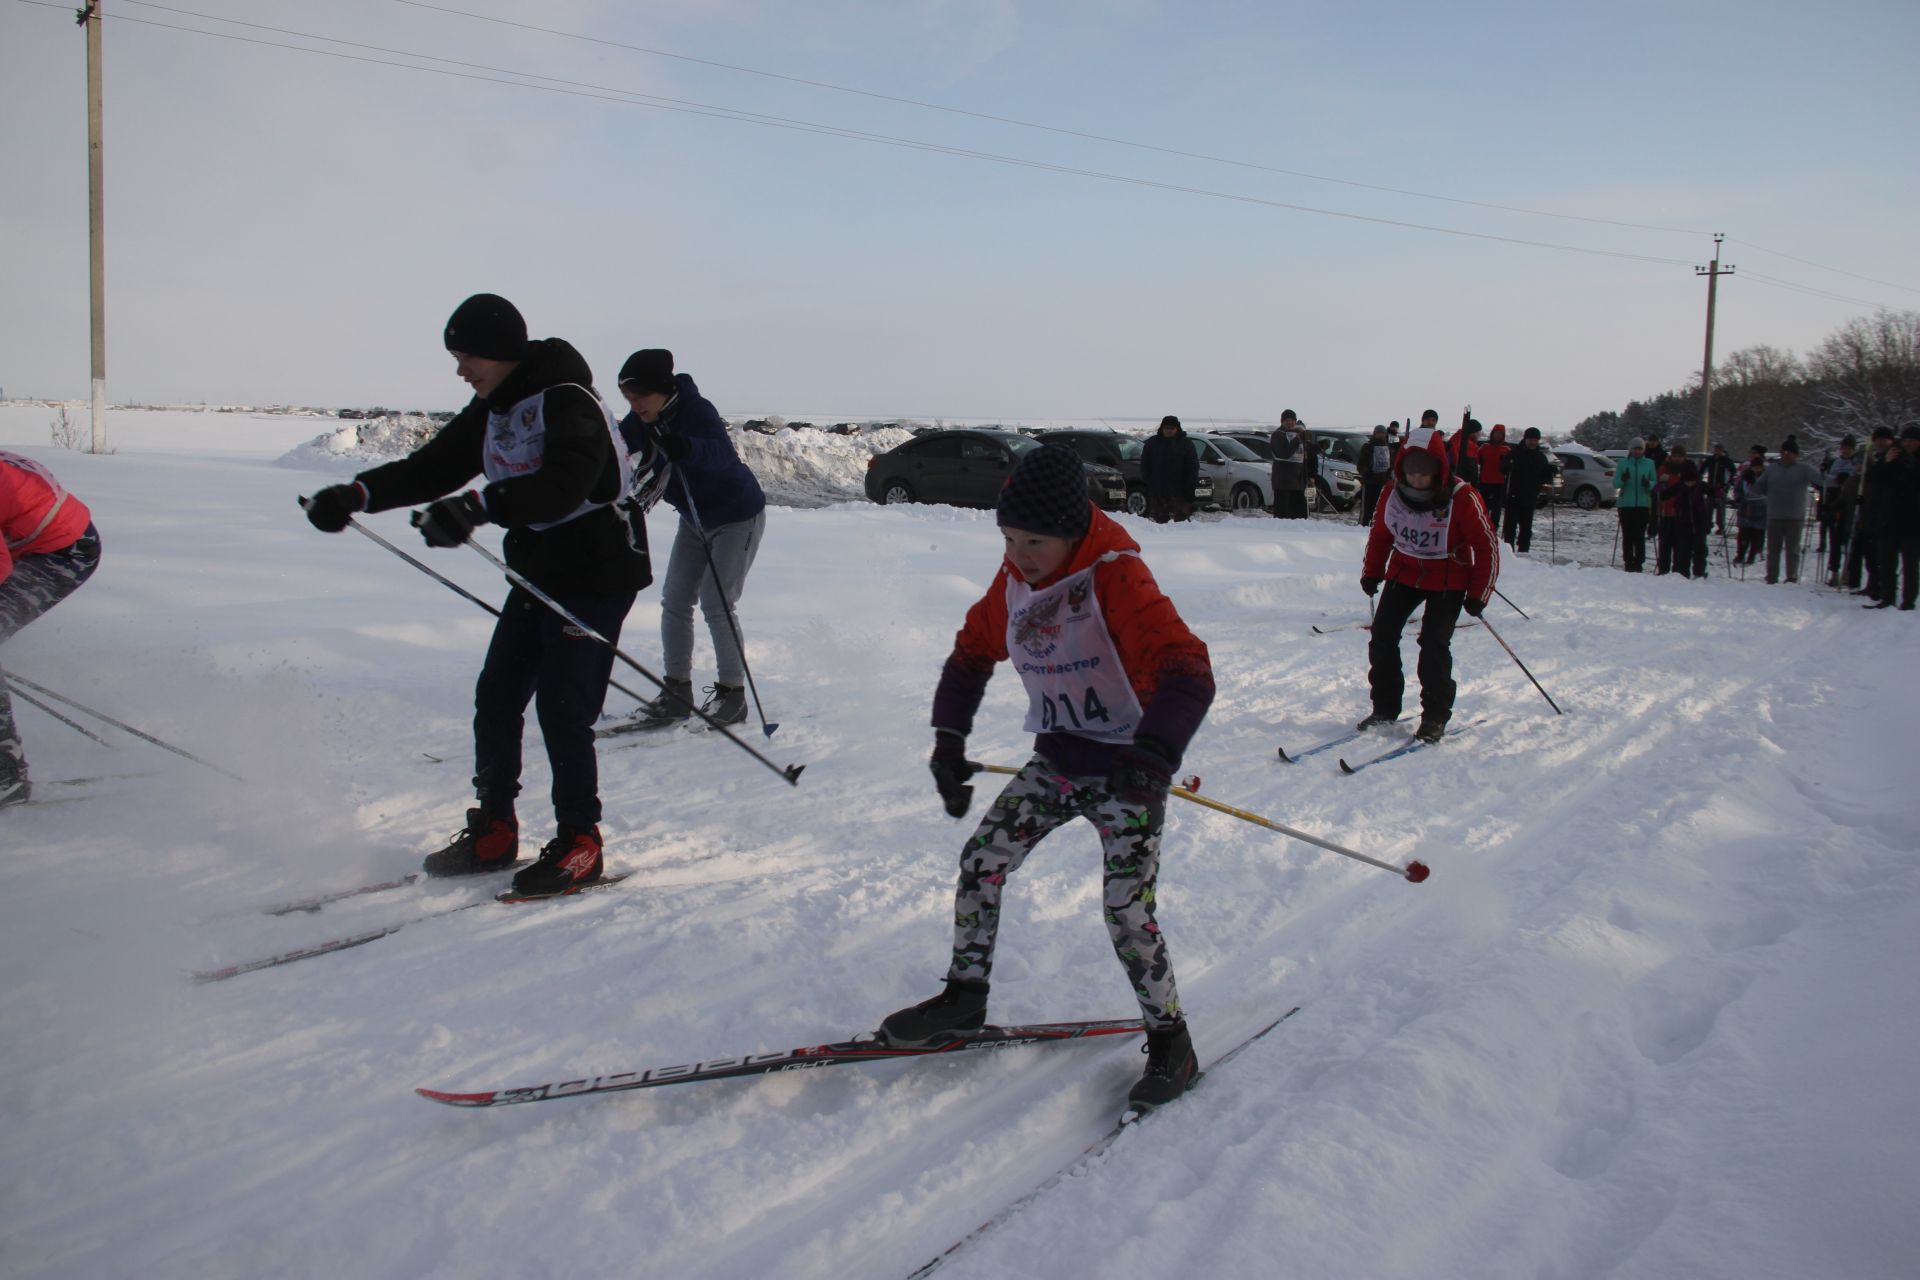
1188, 433, 1276, 513
1552, 449, 1617, 509
863, 428, 1127, 512
1037, 427, 1214, 517
1218, 428, 1363, 512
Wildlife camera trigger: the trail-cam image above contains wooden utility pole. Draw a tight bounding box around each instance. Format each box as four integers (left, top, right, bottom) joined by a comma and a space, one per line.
1694, 234, 1734, 455
82, 2, 108, 452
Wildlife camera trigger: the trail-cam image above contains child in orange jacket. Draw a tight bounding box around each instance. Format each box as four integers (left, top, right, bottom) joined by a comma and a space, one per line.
879, 444, 1215, 1114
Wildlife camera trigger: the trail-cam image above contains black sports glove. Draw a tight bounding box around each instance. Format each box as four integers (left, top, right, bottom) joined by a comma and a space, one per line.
929, 730, 978, 818
412, 491, 489, 548
1107, 736, 1174, 809
1361, 576, 1380, 597
1463, 596, 1486, 618
654, 432, 691, 461
303, 484, 363, 533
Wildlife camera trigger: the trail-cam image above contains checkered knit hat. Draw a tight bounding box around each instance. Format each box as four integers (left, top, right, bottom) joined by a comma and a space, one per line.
996, 444, 1090, 539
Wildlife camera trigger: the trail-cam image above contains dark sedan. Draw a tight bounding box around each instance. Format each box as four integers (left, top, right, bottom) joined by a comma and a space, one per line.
864, 428, 1127, 512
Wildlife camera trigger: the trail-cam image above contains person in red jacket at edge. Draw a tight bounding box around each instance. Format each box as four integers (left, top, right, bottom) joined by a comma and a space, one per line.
1477, 424, 1513, 536
1, 451, 103, 807
878, 444, 1216, 1115
1358, 424, 1500, 745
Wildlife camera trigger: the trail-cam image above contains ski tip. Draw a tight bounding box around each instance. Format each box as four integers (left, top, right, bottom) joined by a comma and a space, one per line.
415, 1087, 496, 1108
1337, 759, 1357, 775
1275, 747, 1295, 764
1404, 860, 1431, 884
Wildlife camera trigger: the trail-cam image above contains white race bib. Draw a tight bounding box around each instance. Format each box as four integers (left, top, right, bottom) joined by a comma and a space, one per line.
482, 384, 629, 531
1382, 487, 1451, 560
1005, 554, 1145, 745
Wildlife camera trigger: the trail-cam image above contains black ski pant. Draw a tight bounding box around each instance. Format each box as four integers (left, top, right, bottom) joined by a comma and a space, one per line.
1368, 581, 1464, 725
1825, 508, 1854, 577
1359, 479, 1386, 526
0, 525, 102, 776
1477, 484, 1506, 539
1503, 497, 1538, 552
472, 584, 636, 829
1875, 533, 1919, 607
1619, 507, 1651, 572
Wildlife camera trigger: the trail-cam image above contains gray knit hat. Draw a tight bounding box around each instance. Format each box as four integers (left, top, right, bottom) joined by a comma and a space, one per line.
996, 445, 1090, 539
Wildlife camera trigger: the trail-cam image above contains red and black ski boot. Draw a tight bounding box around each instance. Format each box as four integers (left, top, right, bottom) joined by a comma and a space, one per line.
421, 808, 519, 877
510, 825, 605, 897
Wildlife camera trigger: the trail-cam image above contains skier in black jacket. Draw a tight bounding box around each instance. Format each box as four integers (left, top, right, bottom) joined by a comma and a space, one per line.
302, 294, 651, 894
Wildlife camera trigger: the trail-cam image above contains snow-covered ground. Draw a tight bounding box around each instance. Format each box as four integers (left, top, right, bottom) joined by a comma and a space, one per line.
2, 405, 1915, 1280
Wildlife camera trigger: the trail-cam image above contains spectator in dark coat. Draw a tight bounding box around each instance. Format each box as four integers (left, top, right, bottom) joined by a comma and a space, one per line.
1139, 416, 1199, 523
1358, 424, 1395, 525
1863, 426, 1920, 610
1269, 410, 1312, 519
1503, 428, 1553, 552
1703, 442, 1738, 535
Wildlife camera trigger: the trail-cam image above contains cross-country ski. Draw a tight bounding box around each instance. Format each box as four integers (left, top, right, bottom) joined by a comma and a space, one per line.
192, 875, 630, 982
416, 1018, 1144, 1108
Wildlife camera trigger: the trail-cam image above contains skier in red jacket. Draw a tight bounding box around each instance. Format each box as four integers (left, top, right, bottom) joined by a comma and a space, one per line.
878, 444, 1215, 1114
1, 451, 103, 806
1358, 425, 1499, 744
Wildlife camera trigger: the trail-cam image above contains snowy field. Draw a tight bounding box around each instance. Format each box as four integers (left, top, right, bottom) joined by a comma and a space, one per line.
1, 404, 1915, 1280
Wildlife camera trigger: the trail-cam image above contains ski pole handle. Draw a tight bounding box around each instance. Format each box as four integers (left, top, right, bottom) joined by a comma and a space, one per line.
973, 762, 1429, 883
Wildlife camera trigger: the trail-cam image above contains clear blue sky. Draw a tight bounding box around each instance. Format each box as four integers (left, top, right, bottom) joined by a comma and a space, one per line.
3, 0, 1916, 428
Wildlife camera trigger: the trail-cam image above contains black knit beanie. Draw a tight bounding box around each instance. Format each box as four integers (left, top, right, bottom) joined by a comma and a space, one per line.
618, 349, 676, 396
1159, 415, 1181, 430
443, 293, 528, 361
997, 445, 1090, 540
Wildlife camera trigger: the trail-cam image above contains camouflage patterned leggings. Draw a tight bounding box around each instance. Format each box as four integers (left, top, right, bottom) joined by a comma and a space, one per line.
1, 526, 102, 773
947, 754, 1183, 1029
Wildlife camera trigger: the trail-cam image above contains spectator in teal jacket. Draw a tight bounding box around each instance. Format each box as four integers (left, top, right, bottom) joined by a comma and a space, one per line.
1612, 438, 1657, 572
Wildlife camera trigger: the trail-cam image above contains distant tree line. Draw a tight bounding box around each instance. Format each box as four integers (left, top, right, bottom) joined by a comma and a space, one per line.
1572, 310, 1920, 456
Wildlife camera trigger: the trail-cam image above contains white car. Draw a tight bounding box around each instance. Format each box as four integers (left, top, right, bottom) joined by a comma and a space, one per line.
1189, 433, 1276, 513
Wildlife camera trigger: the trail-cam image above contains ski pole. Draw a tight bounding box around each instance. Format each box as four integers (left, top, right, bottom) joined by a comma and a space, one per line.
306, 501, 654, 710
1492, 585, 1530, 620
2, 676, 112, 745
2, 672, 246, 779
1610, 513, 1620, 568
676, 479, 778, 737
453, 537, 803, 786
1478, 616, 1562, 716
972, 762, 1429, 883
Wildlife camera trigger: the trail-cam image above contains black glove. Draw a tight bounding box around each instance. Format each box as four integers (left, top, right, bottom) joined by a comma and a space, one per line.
654, 432, 691, 461
412, 491, 489, 548
1107, 737, 1174, 809
303, 484, 363, 533
929, 730, 978, 818
1361, 576, 1380, 597
1463, 596, 1486, 618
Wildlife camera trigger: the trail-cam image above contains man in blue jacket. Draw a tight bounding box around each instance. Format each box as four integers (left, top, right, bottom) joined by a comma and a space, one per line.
1612, 438, 1657, 572
609, 349, 768, 731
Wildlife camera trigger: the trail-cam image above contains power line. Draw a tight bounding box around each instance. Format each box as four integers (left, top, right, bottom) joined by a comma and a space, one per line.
18, 0, 1916, 308
28, 1, 1701, 268
1729, 239, 1920, 298
394, 0, 1716, 240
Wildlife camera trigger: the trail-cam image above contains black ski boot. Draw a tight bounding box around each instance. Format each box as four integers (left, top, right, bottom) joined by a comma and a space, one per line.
1127, 1020, 1199, 1113
699, 682, 748, 727
422, 808, 519, 876
602, 678, 695, 734
877, 979, 989, 1046
1414, 717, 1447, 744
1355, 713, 1397, 732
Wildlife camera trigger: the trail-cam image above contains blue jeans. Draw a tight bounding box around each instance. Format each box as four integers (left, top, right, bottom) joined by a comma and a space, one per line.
659, 510, 765, 685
